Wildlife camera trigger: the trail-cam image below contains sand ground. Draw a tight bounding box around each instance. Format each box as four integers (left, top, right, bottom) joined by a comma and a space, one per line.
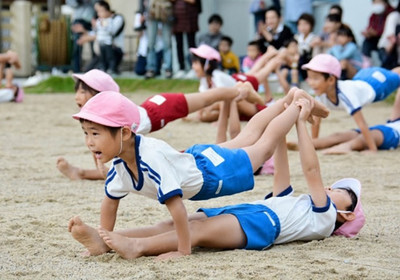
0, 92, 399, 279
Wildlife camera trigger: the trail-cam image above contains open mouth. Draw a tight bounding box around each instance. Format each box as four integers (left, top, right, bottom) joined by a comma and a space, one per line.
93, 151, 102, 159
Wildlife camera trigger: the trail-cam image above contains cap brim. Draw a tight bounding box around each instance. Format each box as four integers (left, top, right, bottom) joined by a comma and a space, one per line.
73, 110, 121, 128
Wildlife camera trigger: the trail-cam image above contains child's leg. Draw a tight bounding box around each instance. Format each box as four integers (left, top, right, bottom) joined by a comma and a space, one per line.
228, 100, 241, 140
215, 99, 230, 144
5, 68, 13, 88
247, 46, 278, 74
288, 130, 360, 150
389, 88, 400, 121
277, 68, 290, 93
98, 214, 246, 259
322, 130, 384, 154
272, 137, 291, 196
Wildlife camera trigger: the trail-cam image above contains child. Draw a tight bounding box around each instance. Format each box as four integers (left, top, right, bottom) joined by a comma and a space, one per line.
197, 14, 224, 50
68, 93, 364, 260
0, 50, 24, 103
302, 53, 400, 153
190, 44, 269, 122
295, 13, 316, 80
218, 36, 240, 74
311, 13, 342, 57
328, 24, 363, 79
276, 38, 300, 93
241, 40, 262, 73
56, 69, 264, 180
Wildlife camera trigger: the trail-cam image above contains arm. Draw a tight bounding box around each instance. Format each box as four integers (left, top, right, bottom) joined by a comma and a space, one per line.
296, 99, 327, 207
159, 195, 191, 259
352, 110, 377, 152
100, 196, 120, 231
311, 116, 321, 138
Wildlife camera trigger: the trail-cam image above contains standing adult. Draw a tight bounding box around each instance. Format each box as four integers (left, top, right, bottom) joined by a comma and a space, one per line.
172, 0, 201, 78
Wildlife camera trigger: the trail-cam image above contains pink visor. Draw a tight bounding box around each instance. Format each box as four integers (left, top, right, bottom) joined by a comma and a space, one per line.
301, 54, 341, 78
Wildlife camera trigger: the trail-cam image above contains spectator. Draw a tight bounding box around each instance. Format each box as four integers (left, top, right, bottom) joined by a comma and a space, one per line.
328, 24, 363, 79
295, 13, 316, 79
257, 7, 294, 53
145, 0, 174, 79
283, 0, 312, 34
378, 2, 400, 69
197, 14, 224, 50
67, 0, 95, 73
329, 4, 343, 22
311, 13, 342, 57
172, 0, 202, 79
276, 38, 300, 93
219, 36, 240, 74
241, 40, 262, 73
361, 0, 394, 66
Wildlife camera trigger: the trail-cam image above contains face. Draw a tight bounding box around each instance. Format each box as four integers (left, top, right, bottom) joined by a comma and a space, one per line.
265, 10, 280, 30
336, 34, 350, 45
218, 40, 230, 53
297, 19, 311, 35
209, 22, 221, 34
75, 84, 95, 108
191, 60, 206, 78
325, 187, 353, 213
306, 70, 330, 95
247, 45, 260, 60
324, 20, 339, 33
97, 5, 111, 19
81, 121, 121, 163
287, 41, 298, 55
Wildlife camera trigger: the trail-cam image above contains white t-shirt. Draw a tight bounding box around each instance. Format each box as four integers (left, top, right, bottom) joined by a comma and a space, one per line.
105, 135, 203, 203
199, 70, 236, 92
253, 194, 337, 244
316, 80, 376, 115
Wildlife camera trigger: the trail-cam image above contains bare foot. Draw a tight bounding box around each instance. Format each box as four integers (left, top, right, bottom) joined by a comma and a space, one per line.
237, 82, 265, 105
98, 227, 141, 259
56, 157, 82, 180
287, 141, 299, 151
322, 144, 352, 155
288, 88, 330, 118
68, 216, 110, 256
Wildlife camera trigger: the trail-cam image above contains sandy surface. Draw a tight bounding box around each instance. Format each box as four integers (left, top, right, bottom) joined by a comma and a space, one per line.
1, 92, 399, 279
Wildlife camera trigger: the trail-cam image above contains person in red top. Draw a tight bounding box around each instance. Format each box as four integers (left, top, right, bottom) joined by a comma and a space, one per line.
361, 0, 394, 66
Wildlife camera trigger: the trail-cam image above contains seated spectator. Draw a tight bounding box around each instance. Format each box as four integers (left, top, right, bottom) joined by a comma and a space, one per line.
242, 40, 262, 73
378, 2, 400, 69
311, 13, 342, 56
276, 38, 300, 93
295, 13, 317, 79
361, 0, 394, 67
219, 36, 240, 74
197, 14, 224, 50
329, 4, 343, 21
329, 24, 363, 79
257, 6, 294, 53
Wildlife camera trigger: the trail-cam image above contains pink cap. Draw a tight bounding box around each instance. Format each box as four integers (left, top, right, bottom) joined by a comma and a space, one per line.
72, 69, 120, 93
190, 44, 221, 61
331, 178, 366, 238
301, 54, 341, 78
73, 91, 140, 133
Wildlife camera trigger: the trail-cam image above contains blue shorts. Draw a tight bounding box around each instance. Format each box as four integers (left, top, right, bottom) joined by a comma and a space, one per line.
354, 125, 400, 150
353, 67, 400, 102
185, 144, 254, 201
199, 203, 281, 250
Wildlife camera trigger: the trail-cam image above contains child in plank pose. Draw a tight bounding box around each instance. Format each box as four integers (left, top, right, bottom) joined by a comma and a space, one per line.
303, 53, 400, 153
68, 92, 364, 260
56, 69, 264, 180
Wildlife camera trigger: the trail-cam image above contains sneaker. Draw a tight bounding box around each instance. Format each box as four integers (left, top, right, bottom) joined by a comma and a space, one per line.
173, 70, 186, 79
15, 86, 24, 103
165, 70, 173, 79
145, 70, 156, 79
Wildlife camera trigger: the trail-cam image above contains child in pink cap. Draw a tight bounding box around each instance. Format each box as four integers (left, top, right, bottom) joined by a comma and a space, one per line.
302, 53, 400, 153
57, 69, 264, 180
68, 90, 364, 260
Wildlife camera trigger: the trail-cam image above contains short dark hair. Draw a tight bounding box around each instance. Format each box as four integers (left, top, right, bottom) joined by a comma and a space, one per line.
266, 6, 281, 18
74, 80, 99, 96
283, 38, 298, 48
330, 4, 343, 19
326, 13, 341, 23
297, 13, 315, 30
96, 0, 111, 11
79, 119, 121, 137
220, 36, 233, 46
337, 24, 357, 44
208, 14, 223, 25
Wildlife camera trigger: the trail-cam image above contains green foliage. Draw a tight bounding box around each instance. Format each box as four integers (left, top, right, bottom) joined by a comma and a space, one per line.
23, 76, 199, 94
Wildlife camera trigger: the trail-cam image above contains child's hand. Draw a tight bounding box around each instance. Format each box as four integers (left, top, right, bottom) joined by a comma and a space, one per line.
295, 98, 313, 123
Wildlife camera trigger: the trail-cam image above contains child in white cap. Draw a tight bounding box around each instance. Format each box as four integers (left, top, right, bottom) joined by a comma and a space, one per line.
57, 69, 264, 180
302, 53, 400, 153
68, 92, 364, 260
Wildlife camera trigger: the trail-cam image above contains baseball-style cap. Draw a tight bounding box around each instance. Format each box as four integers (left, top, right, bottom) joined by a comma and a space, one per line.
190, 44, 221, 61
301, 54, 341, 78
72, 69, 120, 92
73, 91, 140, 133
331, 178, 365, 238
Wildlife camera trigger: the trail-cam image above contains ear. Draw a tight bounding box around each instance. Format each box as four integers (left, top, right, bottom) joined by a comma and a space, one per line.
121, 126, 133, 141
339, 212, 356, 222
327, 75, 337, 86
